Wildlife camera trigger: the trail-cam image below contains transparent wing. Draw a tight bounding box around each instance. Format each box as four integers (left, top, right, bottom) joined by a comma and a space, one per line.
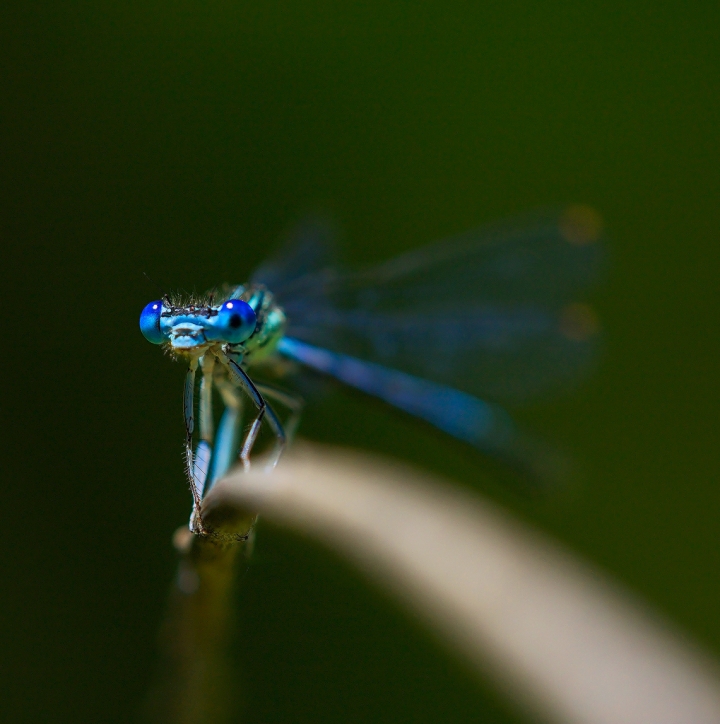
271, 206, 604, 403
251, 216, 336, 298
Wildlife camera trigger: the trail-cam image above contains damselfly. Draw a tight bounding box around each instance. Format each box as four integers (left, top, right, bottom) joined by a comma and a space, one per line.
140, 207, 602, 534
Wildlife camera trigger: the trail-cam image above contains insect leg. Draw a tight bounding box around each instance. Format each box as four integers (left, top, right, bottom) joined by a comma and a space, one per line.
255, 384, 305, 452
183, 358, 206, 532
225, 358, 286, 471
192, 354, 216, 500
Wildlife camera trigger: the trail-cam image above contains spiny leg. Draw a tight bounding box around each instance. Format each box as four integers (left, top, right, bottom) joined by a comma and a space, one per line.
259, 403, 285, 470
193, 353, 216, 499
223, 356, 286, 471
183, 358, 204, 530
255, 384, 305, 464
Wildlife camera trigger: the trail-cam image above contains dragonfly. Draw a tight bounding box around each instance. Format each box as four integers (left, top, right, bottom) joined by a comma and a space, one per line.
140, 206, 603, 535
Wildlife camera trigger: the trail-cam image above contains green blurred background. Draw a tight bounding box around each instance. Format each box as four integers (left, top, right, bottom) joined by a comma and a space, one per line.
2, 1, 719, 722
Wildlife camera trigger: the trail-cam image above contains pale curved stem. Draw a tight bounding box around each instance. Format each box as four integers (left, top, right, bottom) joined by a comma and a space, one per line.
204, 442, 720, 724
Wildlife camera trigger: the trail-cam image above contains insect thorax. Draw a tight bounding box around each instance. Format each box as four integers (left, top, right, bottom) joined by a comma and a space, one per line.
236, 284, 286, 366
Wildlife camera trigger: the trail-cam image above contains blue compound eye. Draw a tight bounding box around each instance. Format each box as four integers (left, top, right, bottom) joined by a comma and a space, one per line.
216, 299, 256, 343
140, 300, 165, 344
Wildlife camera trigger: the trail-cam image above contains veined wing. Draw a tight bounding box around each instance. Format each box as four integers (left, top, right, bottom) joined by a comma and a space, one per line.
271, 207, 604, 402
251, 216, 336, 298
